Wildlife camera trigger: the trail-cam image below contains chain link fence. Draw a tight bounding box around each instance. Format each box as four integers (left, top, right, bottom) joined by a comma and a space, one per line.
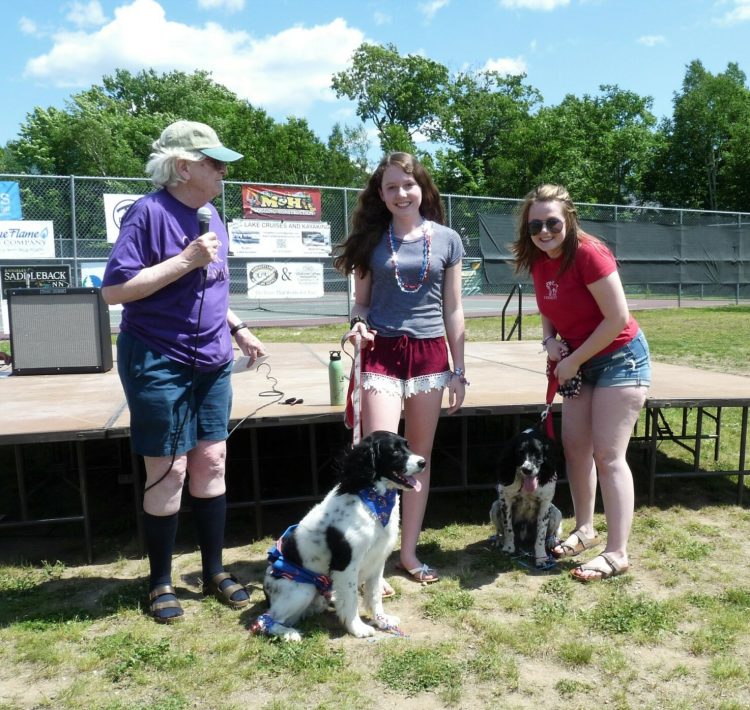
1, 174, 748, 330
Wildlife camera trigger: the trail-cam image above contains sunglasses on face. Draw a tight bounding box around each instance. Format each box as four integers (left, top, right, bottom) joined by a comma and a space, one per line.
528, 218, 564, 236
204, 157, 227, 171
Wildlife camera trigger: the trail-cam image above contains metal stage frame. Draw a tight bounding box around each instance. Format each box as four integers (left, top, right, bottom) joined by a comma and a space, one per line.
1, 342, 748, 562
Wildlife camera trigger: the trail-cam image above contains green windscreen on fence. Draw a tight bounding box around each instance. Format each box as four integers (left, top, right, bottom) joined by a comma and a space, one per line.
479, 214, 749, 288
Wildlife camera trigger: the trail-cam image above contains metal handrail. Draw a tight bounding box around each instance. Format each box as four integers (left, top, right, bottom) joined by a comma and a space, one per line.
501, 284, 523, 341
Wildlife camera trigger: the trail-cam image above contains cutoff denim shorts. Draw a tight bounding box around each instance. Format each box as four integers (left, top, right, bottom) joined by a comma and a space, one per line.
117, 331, 233, 457
579, 330, 651, 388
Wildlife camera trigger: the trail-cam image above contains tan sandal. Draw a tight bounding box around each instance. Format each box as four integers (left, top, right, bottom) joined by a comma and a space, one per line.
571, 552, 629, 583
552, 529, 600, 559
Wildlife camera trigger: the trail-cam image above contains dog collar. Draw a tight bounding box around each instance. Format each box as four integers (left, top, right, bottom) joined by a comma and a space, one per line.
358, 488, 398, 527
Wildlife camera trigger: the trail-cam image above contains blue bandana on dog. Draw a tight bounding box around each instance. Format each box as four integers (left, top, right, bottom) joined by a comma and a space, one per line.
357, 488, 398, 526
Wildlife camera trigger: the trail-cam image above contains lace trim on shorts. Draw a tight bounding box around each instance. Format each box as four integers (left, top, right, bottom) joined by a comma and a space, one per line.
362, 371, 453, 399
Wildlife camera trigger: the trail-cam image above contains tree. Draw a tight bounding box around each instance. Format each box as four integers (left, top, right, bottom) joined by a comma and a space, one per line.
430, 71, 541, 196
2, 69, 365, 186
526, 85, 658, 204
645, 61, 750, 210
332, 43, 449, 153
321, 124, 370, 187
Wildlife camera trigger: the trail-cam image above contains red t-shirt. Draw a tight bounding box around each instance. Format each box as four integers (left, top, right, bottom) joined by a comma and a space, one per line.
531, 238, 639, 356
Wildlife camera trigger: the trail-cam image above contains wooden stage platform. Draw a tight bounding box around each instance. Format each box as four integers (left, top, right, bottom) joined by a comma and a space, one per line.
1, 342, 748, 561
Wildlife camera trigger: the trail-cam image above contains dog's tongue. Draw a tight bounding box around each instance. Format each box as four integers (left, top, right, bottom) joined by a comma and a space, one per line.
406, 476, 422, 492
522, 477, 538, 493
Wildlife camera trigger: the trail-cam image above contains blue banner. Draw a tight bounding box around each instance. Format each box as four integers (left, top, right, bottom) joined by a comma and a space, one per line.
0, 182, 22, 220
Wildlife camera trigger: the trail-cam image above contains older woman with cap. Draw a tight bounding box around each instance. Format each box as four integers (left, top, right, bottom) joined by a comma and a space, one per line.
103, 120, 266, 623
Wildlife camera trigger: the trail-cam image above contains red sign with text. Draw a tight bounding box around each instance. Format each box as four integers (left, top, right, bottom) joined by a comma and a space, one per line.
242, 185, 322, 221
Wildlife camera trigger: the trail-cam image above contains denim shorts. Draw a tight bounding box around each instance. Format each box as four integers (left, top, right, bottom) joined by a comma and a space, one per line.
117, 331, 233, 457
579, 330, 651, 388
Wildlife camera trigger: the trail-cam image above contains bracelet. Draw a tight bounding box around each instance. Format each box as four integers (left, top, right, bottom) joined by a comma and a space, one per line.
349, 315, 367, 329
452, 367, 470, 386
541, 335, 556, 348
230, 322, 248, 336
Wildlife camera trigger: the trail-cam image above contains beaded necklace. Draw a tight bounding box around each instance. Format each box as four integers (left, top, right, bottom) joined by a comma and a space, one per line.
387, 220, 432, 293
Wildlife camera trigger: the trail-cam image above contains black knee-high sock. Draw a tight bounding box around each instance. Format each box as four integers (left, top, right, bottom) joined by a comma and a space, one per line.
143, 511, 179, 591
191, 493, 226, 580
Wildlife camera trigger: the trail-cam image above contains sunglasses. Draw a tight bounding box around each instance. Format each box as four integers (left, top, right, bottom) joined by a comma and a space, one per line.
528, 218, 564, 236
204, 156, 227, 171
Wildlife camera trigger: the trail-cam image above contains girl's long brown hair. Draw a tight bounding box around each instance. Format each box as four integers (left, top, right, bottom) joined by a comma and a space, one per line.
333, 152, 445, 277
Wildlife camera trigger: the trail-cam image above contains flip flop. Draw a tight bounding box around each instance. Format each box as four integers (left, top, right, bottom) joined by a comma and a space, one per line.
552, 529, 600, 559
571, 552, 629, 583
396, 562, 440, 584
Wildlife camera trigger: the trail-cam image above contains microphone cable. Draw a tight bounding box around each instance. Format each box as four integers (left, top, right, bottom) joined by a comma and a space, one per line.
144, 267, 209, 493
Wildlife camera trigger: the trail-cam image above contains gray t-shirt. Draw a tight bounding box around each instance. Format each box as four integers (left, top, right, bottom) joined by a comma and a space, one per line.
367, 221, 464, 338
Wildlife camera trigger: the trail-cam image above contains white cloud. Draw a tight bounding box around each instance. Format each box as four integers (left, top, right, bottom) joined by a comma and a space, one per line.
65, 1, 107, 28
499, 0, 570, 10
23, 0, 365, 114
419, 0, 450, 21
482, 56, 527, 76
373, 11, 391, 25
197, 0, 245, 11
19, 17, 40, 35
714, 0, 750, 25
637, 34, 666, 47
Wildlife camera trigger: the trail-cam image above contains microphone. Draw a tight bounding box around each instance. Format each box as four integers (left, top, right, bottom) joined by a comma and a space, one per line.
197, 206, 212, 235
197, 206, 212, 274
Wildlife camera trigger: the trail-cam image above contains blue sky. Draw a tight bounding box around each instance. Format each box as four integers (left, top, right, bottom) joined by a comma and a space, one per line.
1, 0, 750, 156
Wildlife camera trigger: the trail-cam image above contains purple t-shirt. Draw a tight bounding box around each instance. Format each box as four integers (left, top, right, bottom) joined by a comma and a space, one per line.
102, 189, 233, 371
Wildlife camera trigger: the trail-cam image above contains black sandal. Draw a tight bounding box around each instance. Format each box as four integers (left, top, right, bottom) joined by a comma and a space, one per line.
149, 583, 184, 624
202, 571, 250, 609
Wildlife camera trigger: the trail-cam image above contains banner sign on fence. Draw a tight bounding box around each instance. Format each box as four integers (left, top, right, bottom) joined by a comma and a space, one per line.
0, 264, 71, 297
103, 193, 142, 243
245, 261, 324, 299
0, 182, 23, 220
229, 219, 331, 257
0, 221, 55, 258
241, 185, 321, 221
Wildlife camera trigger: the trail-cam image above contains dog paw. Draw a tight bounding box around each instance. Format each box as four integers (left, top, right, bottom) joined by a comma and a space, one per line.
501, 543, 515, 554
374, 613, 400, 630
348, 620, 375, 638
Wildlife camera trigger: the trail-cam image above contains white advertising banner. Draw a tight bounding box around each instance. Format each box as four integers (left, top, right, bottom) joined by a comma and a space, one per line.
229, 220, 331, 257
0, 221, 55, 259
103, 193, 141, 243
246, 262, 324, 299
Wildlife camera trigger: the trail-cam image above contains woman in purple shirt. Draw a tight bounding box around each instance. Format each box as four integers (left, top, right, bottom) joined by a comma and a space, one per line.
103, 121, 266, 623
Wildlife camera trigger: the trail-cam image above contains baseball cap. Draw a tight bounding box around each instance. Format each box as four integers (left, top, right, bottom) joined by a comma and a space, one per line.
156, 120, 243, 162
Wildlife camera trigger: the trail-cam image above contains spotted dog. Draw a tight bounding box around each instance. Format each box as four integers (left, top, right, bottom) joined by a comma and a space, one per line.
251, 431, 425, 641
490, 428, 562, 567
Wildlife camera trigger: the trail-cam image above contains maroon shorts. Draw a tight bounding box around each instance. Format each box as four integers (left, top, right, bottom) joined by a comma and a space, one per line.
361, 334, 451, 398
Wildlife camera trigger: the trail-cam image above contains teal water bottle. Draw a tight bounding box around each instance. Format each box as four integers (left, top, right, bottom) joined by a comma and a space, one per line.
329, 351, 345, 405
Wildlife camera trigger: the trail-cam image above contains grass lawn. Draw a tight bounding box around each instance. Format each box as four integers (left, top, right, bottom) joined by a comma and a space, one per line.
0, 305, 748, 709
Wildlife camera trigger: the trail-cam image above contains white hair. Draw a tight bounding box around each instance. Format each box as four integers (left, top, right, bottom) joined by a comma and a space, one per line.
145, 145, 207, 187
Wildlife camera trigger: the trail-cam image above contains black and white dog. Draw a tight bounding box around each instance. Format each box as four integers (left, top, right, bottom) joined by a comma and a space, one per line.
252, 431, 425, 641
489, 427, 562, 568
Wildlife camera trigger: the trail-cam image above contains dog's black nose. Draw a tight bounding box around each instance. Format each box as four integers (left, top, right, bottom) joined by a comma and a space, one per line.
417, 458, 426, 469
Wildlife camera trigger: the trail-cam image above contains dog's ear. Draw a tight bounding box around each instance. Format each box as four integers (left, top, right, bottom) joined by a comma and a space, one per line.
336, 436, 380, 494
539, 437, 557, 484
496, 437, 517, 486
